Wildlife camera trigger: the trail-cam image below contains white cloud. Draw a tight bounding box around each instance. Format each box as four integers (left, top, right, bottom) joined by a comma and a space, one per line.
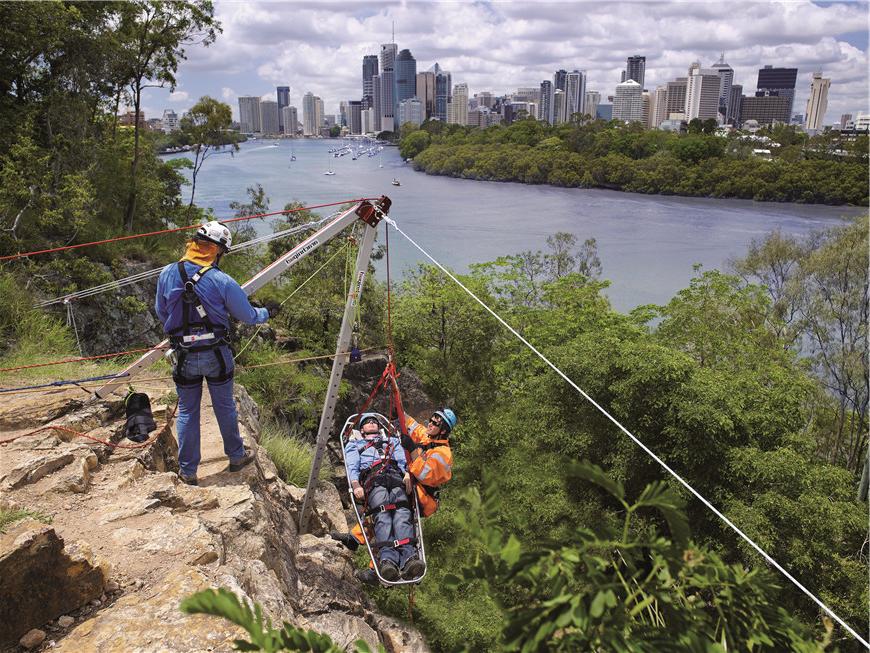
149, 0, 869, 125
169, 90, 190, 103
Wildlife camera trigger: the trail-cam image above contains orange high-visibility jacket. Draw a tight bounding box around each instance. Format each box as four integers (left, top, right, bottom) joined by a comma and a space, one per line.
404, 414, 453, 517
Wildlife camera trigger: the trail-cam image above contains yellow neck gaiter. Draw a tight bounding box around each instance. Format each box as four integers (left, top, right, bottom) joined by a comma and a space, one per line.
182, 240, 220, 266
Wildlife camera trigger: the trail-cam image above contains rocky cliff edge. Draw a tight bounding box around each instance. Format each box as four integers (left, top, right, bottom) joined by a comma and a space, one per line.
0, 381, 427, 652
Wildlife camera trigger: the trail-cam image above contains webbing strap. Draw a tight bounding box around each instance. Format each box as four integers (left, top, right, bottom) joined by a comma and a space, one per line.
373, 536, 417, 549
365, 500, 410, 517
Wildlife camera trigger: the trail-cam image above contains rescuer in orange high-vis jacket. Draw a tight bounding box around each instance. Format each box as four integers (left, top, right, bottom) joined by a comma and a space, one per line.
332, 408, 457, 560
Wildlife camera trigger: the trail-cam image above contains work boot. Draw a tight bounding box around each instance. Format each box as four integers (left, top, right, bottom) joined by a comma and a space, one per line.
178, 472, 198, 486
354, 568, 378, 586
401, 557, 425, 580
378, 560, 400, 581
228, 447, 255, 472
330, 531, 360, 552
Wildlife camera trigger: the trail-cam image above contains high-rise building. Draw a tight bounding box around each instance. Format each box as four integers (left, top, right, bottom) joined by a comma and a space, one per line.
277, 86, 290, 131
379, 42, 398, 131
804, 71, 830, 131
554, 69, 567, 92
585, 91, 601, 121
475, 91, 495, 109
666, 78, 687, 120
362, 55, 378, 109
840, 113, 853, 129
324, 114, 336, 129
339, 101, 349, 127
259, 100, 279, 135
596, 104, 612, 121
380, 67, 396, 132
433, 64, 452, 122
467, 107, 501, 128
395, 49, 417, 109
613, 79, 643, 123
652, 85, 668, 128
371, 75, 382, 132
398, 98, 423, 127
161, 109, 179, 133
380, 42, 397, 72
685, 66, 721, 121
302, 92, 322, 136
756, 65, 798, 118
238, 96, 261, 134
565, 70, 586, 120
553, 88, 566, 124
739, 95, 791, 125
416, 71, 435, 119
282, 106, 298, 135
362, 108, 375, 134
625, 55, 646, 88
448, 83, 468, 125
348, 100, 363, 134
727, 85, 743, 126
642, 92, 652, 128
539, 80, 554, 124
710, 54, 734, 121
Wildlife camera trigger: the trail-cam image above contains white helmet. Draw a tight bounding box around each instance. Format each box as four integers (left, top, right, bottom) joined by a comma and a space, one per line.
195, 221, 232, 252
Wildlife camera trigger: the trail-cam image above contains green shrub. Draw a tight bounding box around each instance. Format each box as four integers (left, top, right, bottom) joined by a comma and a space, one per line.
0, 507, 52, 533
260, 421, 327, 487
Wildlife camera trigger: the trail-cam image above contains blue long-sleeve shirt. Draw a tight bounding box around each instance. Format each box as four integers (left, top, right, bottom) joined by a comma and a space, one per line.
155, 261, 268, 335
345, 434, 407, 483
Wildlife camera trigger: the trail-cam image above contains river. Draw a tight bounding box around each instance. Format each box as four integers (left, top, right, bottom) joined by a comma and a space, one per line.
165, 139, 865, 312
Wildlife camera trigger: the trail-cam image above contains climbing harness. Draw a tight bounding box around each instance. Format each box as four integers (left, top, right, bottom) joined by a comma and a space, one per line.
167, 263, 232, 387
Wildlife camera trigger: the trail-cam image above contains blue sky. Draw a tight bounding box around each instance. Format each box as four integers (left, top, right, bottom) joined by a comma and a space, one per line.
141, 0, 869, 125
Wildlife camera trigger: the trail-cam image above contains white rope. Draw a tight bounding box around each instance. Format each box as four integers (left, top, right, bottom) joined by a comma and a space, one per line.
65, 300, 83, 357
36, 216, 337, 308
382, 215, 869, 649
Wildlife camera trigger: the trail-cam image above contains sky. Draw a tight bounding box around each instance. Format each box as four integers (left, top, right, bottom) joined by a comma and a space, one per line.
141, 0, 870, 125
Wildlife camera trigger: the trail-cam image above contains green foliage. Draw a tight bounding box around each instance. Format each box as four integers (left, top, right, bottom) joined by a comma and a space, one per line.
444, 466, 829, 653
0, 507, 53, 533
180, 588, 384, 653
0, 271, 72, 361
259, 421, 327, 487
400, 119, 868, 205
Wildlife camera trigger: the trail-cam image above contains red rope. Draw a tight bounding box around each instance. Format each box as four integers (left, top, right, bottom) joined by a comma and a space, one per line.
0, 198, 376, 262
0, 400, 178, 448
0, 345, 170, 373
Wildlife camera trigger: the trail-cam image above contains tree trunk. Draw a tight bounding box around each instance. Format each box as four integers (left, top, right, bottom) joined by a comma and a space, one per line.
124, 84, 142, 231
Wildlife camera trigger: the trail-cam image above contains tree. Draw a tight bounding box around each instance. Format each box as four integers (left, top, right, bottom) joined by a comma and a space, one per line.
328, 125, 340, 138
118, 0, 220, 231
180, 95, 236, 211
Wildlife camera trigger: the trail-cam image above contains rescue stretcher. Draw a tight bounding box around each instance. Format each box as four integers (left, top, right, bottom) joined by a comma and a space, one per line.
339, 412, 427, 586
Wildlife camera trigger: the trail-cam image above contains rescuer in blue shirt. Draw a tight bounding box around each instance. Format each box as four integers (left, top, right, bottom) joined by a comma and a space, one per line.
156, 221, 278, 485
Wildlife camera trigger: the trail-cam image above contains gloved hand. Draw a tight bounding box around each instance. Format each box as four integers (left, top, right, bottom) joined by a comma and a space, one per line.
400, 432, 417, 451
264, 301, 281, 319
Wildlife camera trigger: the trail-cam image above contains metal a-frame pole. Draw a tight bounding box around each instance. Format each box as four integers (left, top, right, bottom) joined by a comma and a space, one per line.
297, 218, 380, 533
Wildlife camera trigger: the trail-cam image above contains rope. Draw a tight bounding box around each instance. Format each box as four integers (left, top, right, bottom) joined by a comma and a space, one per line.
66, 301, 83, 357
382, 215, 869, 649
0, 400, 179, 448
0, 350, 379, 397
0, 198, 375, 263
233, 241, 351, 360
0, 372, 129, 394
36, 215, 338, 308
385, 222, 395, 358
0, 345, 169, 373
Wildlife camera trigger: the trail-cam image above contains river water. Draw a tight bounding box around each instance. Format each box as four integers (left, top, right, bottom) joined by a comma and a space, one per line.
166, 139, 865, 312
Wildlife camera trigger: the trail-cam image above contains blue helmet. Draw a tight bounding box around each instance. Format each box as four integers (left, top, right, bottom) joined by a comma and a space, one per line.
432, 408, 457, 434
359, 413, 381, 427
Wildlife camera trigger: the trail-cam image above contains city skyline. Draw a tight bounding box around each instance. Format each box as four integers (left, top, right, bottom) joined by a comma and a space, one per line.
141, 1, 868, 126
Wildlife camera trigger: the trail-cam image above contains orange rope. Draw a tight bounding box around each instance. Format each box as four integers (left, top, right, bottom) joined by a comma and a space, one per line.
0, 198, 375, 262
0, 345, 170, 373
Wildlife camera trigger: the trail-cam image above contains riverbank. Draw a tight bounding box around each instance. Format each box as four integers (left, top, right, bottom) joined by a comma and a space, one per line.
401, 121, 869, 206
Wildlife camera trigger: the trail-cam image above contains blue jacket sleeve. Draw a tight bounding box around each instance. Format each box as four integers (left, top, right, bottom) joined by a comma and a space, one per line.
223, 275, 268, 325
391, 438, 407, 473
345, 441, 361, 483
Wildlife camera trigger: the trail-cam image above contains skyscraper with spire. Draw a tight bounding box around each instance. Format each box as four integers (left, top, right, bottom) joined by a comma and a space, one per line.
711, 54, 734, 122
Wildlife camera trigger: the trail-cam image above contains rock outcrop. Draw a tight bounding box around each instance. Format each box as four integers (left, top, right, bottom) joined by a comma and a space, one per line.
0, 380, 428, 652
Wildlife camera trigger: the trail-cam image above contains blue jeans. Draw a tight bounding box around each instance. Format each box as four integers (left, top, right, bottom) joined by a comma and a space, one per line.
174, 345, 245, 477
368, 484, 415, 568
